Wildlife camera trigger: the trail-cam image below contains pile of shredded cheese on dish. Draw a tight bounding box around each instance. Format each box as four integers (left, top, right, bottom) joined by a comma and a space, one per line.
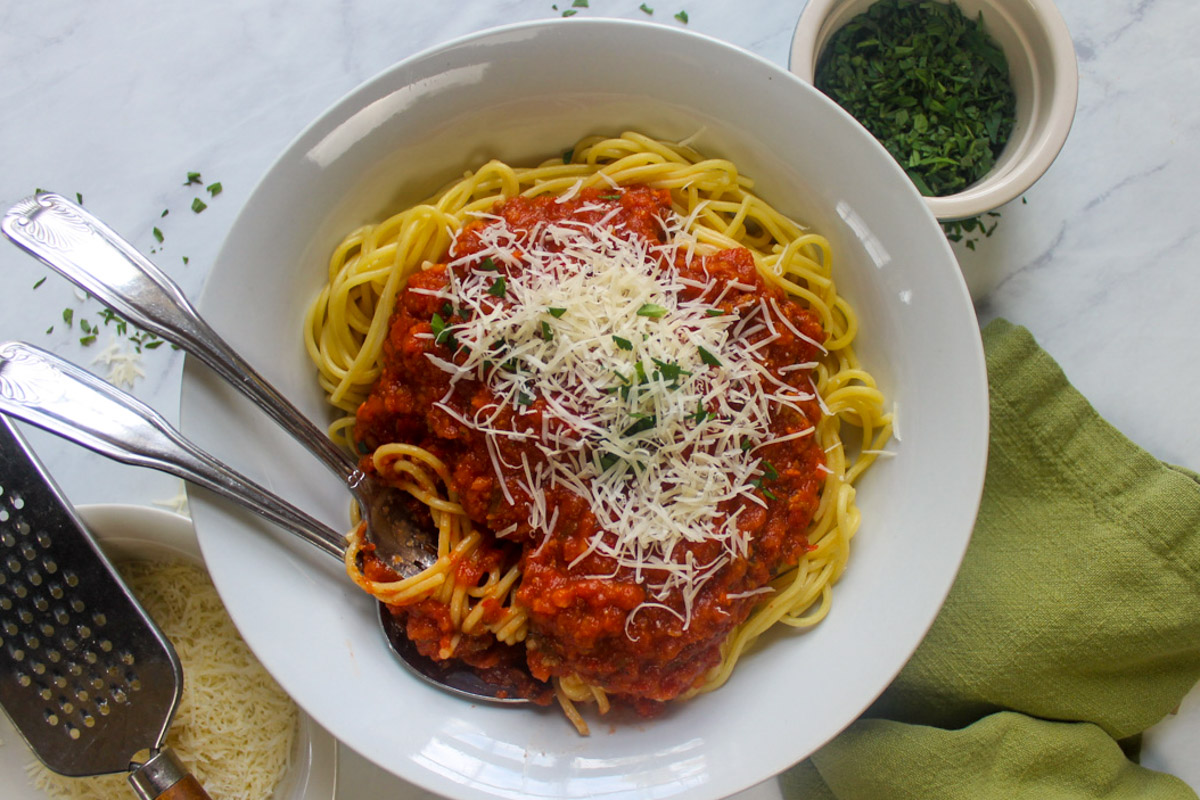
419, 202, 819, 629
25, 561, 298, 800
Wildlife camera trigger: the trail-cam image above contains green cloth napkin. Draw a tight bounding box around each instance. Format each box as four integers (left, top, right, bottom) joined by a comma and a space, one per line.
781, 318, 1200, 799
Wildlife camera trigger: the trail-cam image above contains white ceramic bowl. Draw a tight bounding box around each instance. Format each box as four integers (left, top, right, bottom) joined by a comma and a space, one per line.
179, 18, 989, 800
790, 0, 1078, 220
0, 504, 338, 800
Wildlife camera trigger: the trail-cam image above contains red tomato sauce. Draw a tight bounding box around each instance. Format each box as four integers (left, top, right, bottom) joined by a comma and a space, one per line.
356, 186, 827, 710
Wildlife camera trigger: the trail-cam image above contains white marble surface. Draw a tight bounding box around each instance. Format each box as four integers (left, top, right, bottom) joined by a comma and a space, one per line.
0, 0, 1196, 797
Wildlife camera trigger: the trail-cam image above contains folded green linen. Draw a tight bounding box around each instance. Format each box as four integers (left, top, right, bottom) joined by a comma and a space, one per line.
781, 318, 1200, 799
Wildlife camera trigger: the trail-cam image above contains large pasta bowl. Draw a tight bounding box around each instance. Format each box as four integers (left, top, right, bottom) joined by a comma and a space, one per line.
179, 17, 987, 800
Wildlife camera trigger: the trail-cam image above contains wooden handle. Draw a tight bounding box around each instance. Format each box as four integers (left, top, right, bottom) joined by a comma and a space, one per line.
128, 749, 212, 800
154, 774, 212, 800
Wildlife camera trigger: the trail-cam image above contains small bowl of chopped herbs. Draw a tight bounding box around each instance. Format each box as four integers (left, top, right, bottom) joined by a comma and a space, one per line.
790, 0, 1077, 221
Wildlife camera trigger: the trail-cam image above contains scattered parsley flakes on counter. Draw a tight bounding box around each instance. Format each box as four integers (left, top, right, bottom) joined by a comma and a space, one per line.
185, 171, 203, 185
191, 197, 207, 213
942, 211, 1001, 250
153, 227, 164, 243
563, 8, 577, 16
640, 3, 654, 13
573, 0, 588, 6
206, 181, 222, 197
32, 276, 46, 289
675, 10, 688, 23
814, 0, 1016, 198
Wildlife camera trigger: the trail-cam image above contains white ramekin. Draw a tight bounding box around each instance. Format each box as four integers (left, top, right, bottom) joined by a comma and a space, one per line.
790, 0, 1078, 220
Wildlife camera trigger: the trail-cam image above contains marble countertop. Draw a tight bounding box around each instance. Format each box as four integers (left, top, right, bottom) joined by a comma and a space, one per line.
0, 0, 1196, 797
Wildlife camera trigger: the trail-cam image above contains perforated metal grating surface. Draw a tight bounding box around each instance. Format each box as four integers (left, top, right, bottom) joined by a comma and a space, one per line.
0, 415, 181, 777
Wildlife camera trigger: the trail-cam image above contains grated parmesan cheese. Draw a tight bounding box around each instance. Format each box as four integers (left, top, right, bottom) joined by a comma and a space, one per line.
25, 561, 298, 800
429, 201, 818, 629
90, 337, 145, 389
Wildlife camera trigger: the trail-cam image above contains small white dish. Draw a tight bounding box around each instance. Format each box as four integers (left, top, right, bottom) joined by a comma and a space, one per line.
790, 0, 1079, 220
0, 503, 338, 800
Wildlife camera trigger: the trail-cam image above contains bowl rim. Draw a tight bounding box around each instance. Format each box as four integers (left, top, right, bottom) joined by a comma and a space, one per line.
788, 0, 1079, 220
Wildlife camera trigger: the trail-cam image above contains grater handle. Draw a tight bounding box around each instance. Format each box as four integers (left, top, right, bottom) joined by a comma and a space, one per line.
129, 748, 213, 800
1, 192, 357, 483
0, 341, 346, 559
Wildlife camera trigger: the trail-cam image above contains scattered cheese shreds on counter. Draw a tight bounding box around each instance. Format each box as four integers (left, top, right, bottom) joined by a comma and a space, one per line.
25, 561, 298, 800
153, 480, 190, 516
91, 336, 145, 388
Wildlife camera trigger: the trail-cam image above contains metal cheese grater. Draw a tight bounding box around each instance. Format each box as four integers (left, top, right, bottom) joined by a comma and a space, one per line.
0, 415, 210, 799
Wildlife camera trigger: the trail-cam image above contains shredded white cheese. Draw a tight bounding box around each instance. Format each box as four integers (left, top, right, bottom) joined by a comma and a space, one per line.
25, 561, 298, 800
90, 337, 145, 389
428, 200, 817, 628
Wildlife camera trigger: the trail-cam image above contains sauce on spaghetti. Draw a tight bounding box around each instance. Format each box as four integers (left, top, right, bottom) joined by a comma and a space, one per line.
356, 185, 827, 711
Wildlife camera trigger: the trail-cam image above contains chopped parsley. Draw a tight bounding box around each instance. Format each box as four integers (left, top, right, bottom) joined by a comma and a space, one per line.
697, 346, 721, 367
487, 276, 508, 298
32, 277, 46, 289
206, 181, 223, 197
612, 335, 634, 351
547, 307, 567, 318
184, 171, 202, 186
640, 3, 654, 13
191, 197, 207, 213
814, 0, 1016, 198
674, 10, 689, 23
636, 303, 667, 318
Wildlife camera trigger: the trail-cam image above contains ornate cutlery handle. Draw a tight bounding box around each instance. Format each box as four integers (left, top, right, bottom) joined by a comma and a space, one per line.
0, 341, 345, 559
1, 193, 355, 481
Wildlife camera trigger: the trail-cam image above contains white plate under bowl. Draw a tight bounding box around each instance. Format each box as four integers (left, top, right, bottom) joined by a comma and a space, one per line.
178, 17, 988, 800
0, 503, 337, 800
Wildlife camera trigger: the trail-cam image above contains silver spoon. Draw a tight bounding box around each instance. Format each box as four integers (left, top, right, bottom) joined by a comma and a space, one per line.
0, 341, 529, 704
1, 193, 535, 704
1, 192, 431, 573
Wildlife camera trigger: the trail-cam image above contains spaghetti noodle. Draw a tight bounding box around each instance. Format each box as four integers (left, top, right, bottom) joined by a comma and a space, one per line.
304, 131, 892, 732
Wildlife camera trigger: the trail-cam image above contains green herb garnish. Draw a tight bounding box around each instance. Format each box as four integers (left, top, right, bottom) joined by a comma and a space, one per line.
599, 193, 622, 200
548, 307, 567, 318
487, 277, 508, 298
32, 277, 46, 289
636, 303, 667, 318
640, 3, 654, 13
185, 172, 202, 185
562, 148, 574, 164
562, 9, 577, 16
814, 0, 1016, 197
541, 321, 553, 341
191, 197, 207, 213
430, 312, 458, 350
206, 182, 223, 197
479, 257, 498, 270
674, 10, 689, 23
697, 346, 721, 367
152, 227, 164, 243
612, 335, 633, 351
62, 308, 73, 327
